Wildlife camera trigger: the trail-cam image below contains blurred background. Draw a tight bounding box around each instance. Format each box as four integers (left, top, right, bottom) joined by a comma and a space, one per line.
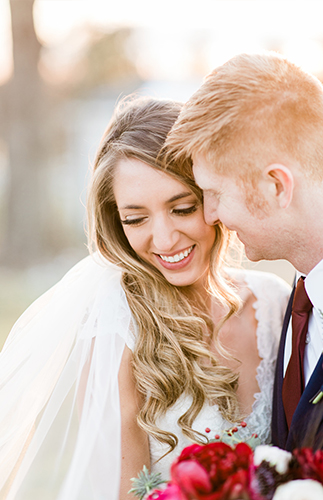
1, 0, 322, 347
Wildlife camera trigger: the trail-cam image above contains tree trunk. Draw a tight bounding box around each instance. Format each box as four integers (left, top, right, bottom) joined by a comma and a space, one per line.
1, 0, 51, 267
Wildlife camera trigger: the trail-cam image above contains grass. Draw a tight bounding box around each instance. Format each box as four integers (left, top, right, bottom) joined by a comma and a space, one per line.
0, 269, 41, 349
0, 249, 87, 350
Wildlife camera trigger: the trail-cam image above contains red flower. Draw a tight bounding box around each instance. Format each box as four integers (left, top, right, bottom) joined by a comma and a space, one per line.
169, 442, 254, 500
147, 483, 184, 500
171, 460, 212, 497
221, 469, 252, 500
293, 448, 323, 483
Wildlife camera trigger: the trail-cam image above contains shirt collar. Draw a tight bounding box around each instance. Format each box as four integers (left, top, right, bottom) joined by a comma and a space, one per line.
304, 258, 323, 314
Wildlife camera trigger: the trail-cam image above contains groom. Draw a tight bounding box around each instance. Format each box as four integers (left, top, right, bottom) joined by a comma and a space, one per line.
166, 52, 323, 450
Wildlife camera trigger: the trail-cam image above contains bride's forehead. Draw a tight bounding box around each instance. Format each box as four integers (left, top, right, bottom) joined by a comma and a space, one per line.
114, 158, 189, 196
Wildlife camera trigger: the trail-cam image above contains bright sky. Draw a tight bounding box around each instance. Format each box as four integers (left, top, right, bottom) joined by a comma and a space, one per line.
1, 0, 323, 83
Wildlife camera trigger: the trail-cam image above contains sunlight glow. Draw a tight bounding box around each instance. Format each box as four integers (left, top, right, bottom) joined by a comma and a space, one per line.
282, 38, 323, 75
1, 0, 323, 82
0, 0, 12, 83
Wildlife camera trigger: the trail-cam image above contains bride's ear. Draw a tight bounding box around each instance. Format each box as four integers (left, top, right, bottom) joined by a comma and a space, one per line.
263, 163, 294, 209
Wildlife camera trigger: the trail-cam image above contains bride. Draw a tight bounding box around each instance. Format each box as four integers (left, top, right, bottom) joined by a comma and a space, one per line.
0, 96, 290, 500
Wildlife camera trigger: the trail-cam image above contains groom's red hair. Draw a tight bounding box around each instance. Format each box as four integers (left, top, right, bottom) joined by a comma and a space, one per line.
166, 52, 323, 185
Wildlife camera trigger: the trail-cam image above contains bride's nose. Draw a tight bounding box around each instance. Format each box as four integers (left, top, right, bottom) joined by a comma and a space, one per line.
151, 214, 180, 252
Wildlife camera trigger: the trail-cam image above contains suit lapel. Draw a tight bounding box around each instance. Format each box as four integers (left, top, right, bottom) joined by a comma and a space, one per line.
271, 286, 295, 448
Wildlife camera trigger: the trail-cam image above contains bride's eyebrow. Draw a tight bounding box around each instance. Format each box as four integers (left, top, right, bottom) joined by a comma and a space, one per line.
167, 192, 193, 203
120, 204, 145, 210
120, 192, 194, 210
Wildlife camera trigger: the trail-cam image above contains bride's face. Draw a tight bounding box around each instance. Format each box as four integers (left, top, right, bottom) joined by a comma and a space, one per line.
113, 157, 216, 289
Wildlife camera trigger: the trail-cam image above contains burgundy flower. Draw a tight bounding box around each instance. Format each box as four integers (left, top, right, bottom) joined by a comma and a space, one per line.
169, 441, 254, 500
293, 448, 323, 483
221, 469, 252, 500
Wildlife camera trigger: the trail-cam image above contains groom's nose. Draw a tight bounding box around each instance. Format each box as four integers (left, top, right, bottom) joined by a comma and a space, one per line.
203, 195, 220, 226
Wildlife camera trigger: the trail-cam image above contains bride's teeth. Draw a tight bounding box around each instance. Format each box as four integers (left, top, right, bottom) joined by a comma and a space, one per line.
159, 246, 193, 263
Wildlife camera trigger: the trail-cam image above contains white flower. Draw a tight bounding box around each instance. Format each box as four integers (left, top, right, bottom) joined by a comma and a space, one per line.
273, 479, 323, 500
253, 445, 292, 474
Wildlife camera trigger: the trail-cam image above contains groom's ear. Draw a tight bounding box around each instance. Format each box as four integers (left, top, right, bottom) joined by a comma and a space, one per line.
263, 163, 294, 209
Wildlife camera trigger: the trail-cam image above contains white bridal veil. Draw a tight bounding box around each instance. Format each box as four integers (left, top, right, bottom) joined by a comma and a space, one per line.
0, 254, 132, 500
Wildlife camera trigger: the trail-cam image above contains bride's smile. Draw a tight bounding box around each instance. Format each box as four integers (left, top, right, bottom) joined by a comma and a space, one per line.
114, 157, 215, 289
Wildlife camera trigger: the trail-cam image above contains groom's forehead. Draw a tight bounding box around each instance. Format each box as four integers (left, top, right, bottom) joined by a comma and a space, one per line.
192, 155, 236, 193
192, 153, 216, 187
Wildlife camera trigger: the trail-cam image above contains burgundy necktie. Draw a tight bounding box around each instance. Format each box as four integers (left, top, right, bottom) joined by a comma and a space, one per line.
282, 277, 313, 429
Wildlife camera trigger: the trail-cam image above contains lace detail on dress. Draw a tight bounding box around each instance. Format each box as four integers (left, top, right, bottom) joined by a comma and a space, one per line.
149, 269, 291, 480
240, 269, 291, 444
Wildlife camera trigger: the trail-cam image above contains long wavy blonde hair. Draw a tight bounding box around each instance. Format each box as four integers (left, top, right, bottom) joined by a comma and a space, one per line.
87, 96, 241, 453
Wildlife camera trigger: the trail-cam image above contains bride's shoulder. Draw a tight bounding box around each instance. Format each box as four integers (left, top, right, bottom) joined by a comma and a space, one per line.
224, 268, 292, 351
224, 266, 292, 312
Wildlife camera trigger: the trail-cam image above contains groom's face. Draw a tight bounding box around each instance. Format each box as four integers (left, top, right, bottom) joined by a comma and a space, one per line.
193, 153, 278, 262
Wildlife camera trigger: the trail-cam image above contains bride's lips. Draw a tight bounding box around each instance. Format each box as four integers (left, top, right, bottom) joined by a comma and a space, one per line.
154, 245, 196, 270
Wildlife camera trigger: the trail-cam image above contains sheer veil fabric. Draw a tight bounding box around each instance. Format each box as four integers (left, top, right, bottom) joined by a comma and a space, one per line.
0, 254, 133, 500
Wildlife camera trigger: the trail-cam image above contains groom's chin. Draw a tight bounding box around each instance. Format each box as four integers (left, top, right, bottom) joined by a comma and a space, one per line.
243, 245, 263, 263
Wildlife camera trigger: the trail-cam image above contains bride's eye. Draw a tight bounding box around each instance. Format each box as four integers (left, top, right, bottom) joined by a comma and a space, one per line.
120, 215, 147, 226
171, 205, 198, 216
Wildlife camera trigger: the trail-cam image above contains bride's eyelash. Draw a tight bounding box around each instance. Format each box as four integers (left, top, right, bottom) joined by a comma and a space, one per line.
172, 205, 198, 216
120, 205, 198, 226
120, 217, 146, 226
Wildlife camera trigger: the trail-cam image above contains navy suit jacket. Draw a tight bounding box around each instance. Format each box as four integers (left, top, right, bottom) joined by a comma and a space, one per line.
272, 285, 323, 450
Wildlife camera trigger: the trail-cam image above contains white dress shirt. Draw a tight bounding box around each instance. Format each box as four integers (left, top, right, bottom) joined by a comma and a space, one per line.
283, 258, 323, 386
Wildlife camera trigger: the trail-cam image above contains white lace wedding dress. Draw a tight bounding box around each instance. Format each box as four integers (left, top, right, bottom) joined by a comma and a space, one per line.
0, 256, 290, 499
131, 269, 291, 480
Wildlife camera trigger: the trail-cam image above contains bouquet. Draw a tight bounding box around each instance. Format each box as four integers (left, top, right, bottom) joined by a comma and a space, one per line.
130, 433, 323, 500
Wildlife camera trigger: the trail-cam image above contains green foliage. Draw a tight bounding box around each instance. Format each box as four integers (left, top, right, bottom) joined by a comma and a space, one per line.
209, 426, 261, 450
129, 465, 165, 499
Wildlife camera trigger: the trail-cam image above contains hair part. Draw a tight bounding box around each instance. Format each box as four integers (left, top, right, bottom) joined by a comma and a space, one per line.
87, 95, 241, 455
